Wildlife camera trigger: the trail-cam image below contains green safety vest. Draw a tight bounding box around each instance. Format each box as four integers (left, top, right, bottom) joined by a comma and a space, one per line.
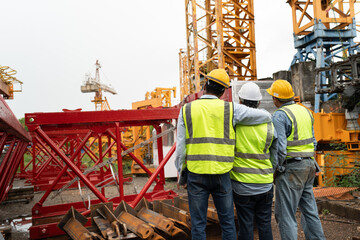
230, 122, 274, 184
183, 99, 235, 174
277, 104, 315, 158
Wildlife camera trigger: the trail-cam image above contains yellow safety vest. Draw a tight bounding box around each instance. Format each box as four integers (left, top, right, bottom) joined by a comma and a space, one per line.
183, 99, 235, 174
276, 104, 315, 158
230, 122, 274, 184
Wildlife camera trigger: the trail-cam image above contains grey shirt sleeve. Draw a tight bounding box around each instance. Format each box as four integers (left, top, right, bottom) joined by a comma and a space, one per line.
312, 126, 317, 151
232, 102, 272, 126
175, 108, 186, 174
272, 110, 292, 172
270, 127, 278, 171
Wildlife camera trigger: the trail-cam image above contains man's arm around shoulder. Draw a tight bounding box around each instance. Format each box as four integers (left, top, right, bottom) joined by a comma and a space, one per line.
233, 102, 272, 125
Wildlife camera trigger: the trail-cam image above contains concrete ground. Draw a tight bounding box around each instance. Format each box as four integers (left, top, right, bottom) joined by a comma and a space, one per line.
0, 176, 360, 239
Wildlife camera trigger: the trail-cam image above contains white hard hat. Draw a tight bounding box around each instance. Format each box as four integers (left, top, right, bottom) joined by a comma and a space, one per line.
238, 82, 262, 101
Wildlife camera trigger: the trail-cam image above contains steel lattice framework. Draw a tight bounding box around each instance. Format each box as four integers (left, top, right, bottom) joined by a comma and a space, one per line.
288, 0, 360, 112
0, 96, 31, 202
22, 108, 181, 239
288, 0, 356, 36
182, 0, 256, 97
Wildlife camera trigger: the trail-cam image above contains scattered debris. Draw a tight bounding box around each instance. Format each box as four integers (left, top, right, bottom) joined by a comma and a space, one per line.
2, 186, 34, 204
58, 198, 191, 239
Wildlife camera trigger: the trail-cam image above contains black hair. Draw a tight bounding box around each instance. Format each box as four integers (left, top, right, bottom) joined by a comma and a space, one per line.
277, 97, 294, 103
204, 80, 225, 98
240, 99, 259, 108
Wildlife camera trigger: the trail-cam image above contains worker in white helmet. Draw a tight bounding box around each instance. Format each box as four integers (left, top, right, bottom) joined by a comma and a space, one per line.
175, 70, 273, 240
230, 82, 278, 240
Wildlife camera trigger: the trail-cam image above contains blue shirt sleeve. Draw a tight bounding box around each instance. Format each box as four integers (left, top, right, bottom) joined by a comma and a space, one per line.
272, 110, 292, 172
270, 127, 278, 171
175, 107, 186, 174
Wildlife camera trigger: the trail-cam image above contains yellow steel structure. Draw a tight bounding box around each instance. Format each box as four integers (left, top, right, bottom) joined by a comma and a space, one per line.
0, 66, 22, 99
313, 111, 360, 150
287, 0, 356, 36
127, 87, 176, 174
313, 111, 360, 186
183, 0, 257, 96
179, 49, 191, 100
145, 87, 176, 108
81, 60, 117, 111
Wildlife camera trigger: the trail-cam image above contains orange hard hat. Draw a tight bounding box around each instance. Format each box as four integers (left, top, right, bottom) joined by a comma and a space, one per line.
206, 69, 230, 88
266, 80, 295, 99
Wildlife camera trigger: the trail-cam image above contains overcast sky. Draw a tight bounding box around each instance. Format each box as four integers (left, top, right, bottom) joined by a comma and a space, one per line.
2, 1, 296, 118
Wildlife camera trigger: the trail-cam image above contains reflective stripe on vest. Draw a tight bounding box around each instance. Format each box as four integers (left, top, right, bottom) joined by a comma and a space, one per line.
277, 104, 314, 158
184, 99, 235, 174
230, 122, 274, 184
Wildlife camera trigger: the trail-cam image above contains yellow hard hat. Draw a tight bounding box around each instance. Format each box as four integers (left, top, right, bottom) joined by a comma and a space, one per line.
266, 80, 295, 99
206, 69, 230, 88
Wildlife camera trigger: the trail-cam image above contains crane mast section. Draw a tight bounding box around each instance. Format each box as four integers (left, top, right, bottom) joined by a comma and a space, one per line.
287, 0, 356, 36
183, 0, 257, 95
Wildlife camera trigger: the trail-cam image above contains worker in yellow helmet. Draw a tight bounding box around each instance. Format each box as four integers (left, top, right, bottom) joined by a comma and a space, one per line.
230, 82, 277, 240
175, 69, 272, 240
267, 80, 325, 240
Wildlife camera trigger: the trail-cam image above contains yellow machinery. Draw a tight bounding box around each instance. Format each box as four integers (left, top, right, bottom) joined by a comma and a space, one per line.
126, 87, 176, 174
81, 60, 117, 111
313, 111, 360, 186
0, 66, 22, 99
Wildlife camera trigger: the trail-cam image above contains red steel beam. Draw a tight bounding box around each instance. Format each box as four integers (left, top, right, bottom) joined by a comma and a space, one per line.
115, 123, 124, 201
0, 96, 31, 142
154, 125, 165, 191
33, 136, 75, 180
34, 130, 94, 207
131, 143, 176, 208
35, 127, 108, 203
25, 107, 179, 131
106, 129, 157, 179
0, 133, 8, 154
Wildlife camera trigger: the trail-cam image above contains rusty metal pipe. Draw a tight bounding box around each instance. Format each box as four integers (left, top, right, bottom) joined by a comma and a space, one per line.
117, 211, 153, 239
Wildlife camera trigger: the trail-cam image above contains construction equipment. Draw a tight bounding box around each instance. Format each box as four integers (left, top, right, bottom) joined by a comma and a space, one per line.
180, 0, 256, 100
0, 65, 23, 99
24, 107, 180, 239
284, 0, 360, 186
127, 87, 176, 175
81, 60, 117, 111
179, 0, 360, 187
2, 1, 359, 240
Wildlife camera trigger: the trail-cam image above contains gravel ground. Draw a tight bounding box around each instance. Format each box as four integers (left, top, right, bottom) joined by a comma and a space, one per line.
0, 177, 360, 239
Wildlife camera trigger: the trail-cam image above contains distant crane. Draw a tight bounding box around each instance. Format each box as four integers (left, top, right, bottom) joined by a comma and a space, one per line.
0, 65, 23, 99
81, 60, 117, 110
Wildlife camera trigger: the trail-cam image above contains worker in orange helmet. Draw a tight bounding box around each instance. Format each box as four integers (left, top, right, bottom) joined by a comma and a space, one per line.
175, 69, 272, 240
267, 80, 325, 240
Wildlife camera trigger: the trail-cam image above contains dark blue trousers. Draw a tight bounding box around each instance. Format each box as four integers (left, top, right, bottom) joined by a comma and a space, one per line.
187, 171, 237, 240
233, 186, 274, 240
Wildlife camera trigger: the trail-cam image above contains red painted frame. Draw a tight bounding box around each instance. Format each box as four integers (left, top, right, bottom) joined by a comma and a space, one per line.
24, 107, 180, 239
0, 96, 31, 202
